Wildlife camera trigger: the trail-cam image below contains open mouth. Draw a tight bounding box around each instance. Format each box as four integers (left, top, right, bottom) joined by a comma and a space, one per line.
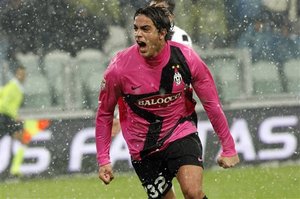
137, 41, 146, 48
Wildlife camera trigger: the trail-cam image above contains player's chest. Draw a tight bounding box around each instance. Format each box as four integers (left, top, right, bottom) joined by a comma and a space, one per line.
121, 64, 186, 95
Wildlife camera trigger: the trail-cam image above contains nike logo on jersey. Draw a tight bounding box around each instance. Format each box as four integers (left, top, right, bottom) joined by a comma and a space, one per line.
198, 157, 203, 162
131, 85, 142, 90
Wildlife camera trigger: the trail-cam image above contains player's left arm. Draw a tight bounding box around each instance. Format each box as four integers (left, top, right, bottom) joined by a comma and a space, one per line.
187, 49, 238, 160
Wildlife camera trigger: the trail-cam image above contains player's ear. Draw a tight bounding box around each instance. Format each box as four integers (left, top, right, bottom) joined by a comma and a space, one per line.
159, 28, 167, 40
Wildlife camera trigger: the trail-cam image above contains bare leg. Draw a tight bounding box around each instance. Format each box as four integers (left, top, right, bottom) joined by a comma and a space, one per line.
176, 165, 205, 199
163, 186, 176, 199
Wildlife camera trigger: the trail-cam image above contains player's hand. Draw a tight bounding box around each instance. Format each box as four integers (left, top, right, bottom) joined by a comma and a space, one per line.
98, 163, 114, 185
217, 154, 239, 169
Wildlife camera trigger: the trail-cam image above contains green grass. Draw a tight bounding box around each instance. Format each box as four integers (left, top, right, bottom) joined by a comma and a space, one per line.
0, 164, 299, 199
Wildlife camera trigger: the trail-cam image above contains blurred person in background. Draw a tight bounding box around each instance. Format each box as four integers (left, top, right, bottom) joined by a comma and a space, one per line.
0, 64, 26, 141
224, 0, 262, 47
237, 9, 298, 93
0, 62, 49, 176
10, 119, 50, 176
149, 0, 192, 47
96, 6, 239, 199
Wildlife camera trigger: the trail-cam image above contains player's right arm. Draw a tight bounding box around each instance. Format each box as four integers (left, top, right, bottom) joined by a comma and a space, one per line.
95, 58, 122, 167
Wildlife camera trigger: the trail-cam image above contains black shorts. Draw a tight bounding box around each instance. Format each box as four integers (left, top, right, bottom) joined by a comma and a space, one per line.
132, 133, 203, 199
0, 114, 23, 139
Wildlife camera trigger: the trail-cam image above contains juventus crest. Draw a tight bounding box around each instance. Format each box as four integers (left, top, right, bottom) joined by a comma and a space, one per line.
172, 65, 182, 85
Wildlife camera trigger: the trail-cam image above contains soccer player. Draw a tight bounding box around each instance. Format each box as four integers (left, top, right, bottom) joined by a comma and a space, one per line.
0, 65, 26, 141
111, 0, 193, 137
10, 119, 50, 176
95, 6, 239, 199
149, 0, 192, 47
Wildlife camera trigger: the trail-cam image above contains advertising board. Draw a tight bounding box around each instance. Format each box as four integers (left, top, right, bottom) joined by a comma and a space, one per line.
0, 106, 299, 179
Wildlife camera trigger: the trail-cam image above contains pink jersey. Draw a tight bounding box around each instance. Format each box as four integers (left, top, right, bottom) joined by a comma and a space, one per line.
95, 41, 237, 165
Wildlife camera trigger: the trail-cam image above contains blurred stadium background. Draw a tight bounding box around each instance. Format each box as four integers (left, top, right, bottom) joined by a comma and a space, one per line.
0, 0, 299, 198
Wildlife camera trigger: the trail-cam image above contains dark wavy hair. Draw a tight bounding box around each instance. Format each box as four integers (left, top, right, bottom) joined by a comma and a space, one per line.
149, 0, 176, 14
134, 6, 172, 40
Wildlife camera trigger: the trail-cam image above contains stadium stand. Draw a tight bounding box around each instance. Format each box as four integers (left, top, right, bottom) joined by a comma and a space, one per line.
284, 59, 300, 95
23, 75, 51, 108
44, 50, 73, 107
252, 59, 299, 96
198, 48, 253, 104
252, 61, 287, 95
76, 49, 107, 109
103, 25, 129, 56
16, 53, 51, 108
13, 41, 298, 111
209, 58, 241, 102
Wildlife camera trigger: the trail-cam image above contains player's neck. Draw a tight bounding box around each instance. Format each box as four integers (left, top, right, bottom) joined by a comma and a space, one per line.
145, 41, 169, 67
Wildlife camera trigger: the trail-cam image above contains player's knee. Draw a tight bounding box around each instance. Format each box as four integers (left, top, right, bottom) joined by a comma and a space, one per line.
181, 186, 205, 199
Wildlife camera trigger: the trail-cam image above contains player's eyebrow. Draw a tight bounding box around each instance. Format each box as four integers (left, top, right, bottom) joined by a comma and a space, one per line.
134, 24, 152, 31
140, 25, 151, 30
